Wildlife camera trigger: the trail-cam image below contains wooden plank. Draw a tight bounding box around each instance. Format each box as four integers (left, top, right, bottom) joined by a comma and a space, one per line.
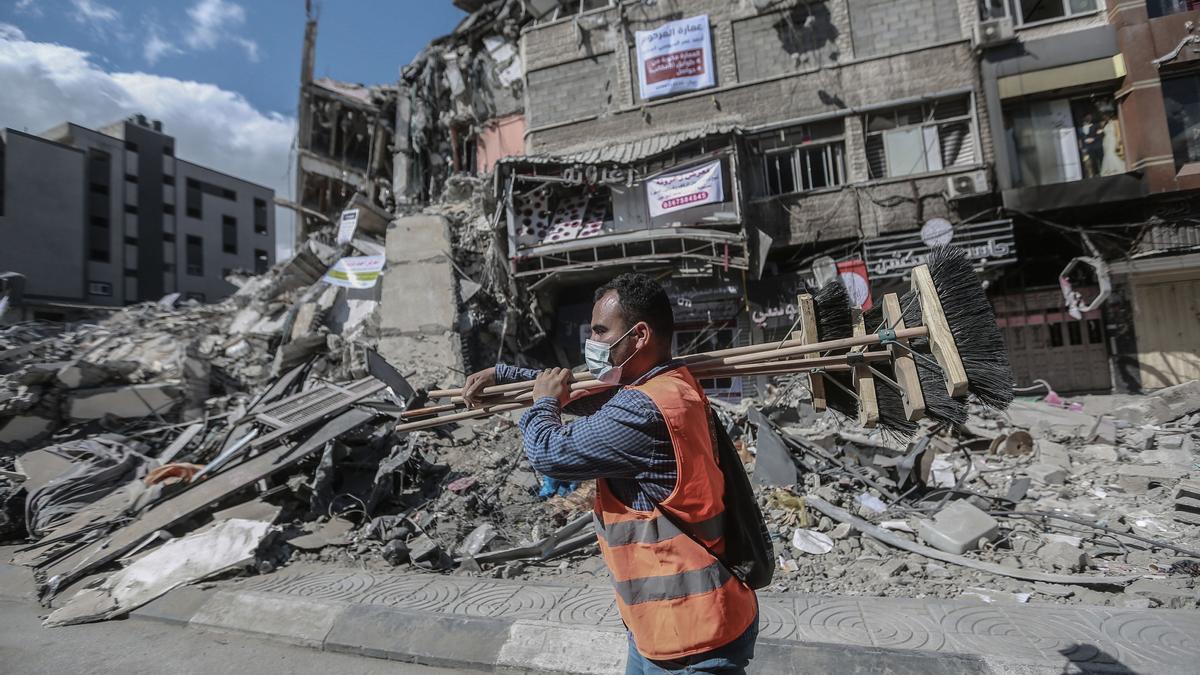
39, 409, 378, 592
796, 293, 827, 411
852, 309, 879, 428
882, 293, 925, 421
157, 424, 203, 464
911, 265, 969, 397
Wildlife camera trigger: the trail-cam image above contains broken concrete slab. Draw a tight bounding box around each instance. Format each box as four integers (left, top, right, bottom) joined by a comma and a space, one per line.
1077, 444, 1118, 463
1034, 440, 1071, 470
45, 518, 273, 627
1025, 463, 1067, 486
68, 383, 180, 420
1109, 380, 1200, 426
0, 415, 55, 445
1006, 401, 1097, 439
916, 501, 999, 555
1037, 541, 1089, 572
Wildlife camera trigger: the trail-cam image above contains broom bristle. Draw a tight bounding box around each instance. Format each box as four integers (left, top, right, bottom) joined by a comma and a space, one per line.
812, 281, 858, 421
863, 304, 920, 437
902, 246, 1014, 410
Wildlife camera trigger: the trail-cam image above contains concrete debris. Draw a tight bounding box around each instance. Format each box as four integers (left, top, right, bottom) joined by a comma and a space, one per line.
917, 501, 999, 555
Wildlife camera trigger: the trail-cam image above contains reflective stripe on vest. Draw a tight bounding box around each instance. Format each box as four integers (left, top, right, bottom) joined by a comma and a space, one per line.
594, 366, 757, 661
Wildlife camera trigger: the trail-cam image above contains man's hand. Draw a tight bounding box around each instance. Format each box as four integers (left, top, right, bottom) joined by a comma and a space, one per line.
461, 367, 496, 409
532, 368, 573, 407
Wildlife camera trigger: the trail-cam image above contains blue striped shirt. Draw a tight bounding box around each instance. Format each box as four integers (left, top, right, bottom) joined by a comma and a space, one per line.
495, 362, 680, 511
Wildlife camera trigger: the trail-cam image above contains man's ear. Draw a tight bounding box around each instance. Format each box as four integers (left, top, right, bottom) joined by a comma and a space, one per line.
636, 322, 653, 352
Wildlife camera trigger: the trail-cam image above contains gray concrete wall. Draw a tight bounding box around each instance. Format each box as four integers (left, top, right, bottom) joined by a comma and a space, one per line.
0, 131, 86, 302
59, 124, 128, 306
173, 160, 275, 303
847, 0, 962, 59
526, 53, 616, 129
377, 215, 462, 386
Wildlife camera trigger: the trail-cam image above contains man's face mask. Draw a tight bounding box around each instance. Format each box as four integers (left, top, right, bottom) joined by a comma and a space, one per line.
584, 324, 640, 384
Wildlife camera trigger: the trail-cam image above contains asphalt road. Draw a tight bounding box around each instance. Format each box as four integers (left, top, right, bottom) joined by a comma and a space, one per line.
0, 599, 462, 675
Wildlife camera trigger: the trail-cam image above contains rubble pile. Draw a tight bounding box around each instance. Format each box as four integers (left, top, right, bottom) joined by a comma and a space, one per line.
732, 382, 1200, 609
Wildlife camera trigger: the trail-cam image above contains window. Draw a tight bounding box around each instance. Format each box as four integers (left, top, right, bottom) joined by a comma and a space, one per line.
89, 247, 109, 263
123, 268, 138, 277
253, 198, 269, 235
163, 145, 174, 156
0, 138, 5, 216
87, 281, 112, 296
1148, 0, 1200, 17
124, 204, 138, 215
254, 249, 269, 274
1162, 73, 1200, 168
1007, 0, 1098, 25
222, 215, 238, 254
186, 178, 202, 218
125, 173, 138, 184
90, 215, 109, 228
1004, 94, 1125, 186
163, 262, 175, 272
222, 188, 236, 201
125, 140, 138, 152
90, 182, 109, 195
186, 235, 203, 276
123, 236, 138, 246
749, 121, 847, 196
865, 97, 976, 179
163, 203, 175, 215
164, 174, 175, 186
163, 233, 175, 243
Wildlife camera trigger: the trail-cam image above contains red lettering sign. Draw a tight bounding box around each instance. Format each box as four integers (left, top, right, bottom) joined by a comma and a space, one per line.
644, 48, 706, 84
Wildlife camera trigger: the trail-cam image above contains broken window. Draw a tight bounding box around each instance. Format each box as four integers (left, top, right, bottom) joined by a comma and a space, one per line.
1006, 0, 1098, 24
186, 235, 203, 276
222, 215, 238, 254
749, 121, 846, 196
1004, 93, 1124, 186
253, 198, 269, 234
865, 97, 976, 179
1147, 0, 1200, 16
1162, 73, 1200, 168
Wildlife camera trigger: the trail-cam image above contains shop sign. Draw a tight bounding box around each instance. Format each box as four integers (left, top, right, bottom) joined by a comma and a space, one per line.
647, 160, 724, 218
634, 15, 715, 100
862, 219, 1017, 280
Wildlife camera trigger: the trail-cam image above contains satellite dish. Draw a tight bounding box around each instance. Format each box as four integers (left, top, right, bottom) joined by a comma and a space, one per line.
811, 256, 838, 288
921, 218, 954, 248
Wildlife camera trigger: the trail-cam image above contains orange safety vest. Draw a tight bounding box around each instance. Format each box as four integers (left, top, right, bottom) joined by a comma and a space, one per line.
593, 366, 758, 660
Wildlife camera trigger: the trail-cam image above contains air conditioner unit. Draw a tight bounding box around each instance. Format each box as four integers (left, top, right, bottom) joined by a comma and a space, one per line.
973, 18, 1016, 49
947, 170, 989, 200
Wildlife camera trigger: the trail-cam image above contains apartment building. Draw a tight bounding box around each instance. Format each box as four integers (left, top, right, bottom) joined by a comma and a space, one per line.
0, 115, 275, 320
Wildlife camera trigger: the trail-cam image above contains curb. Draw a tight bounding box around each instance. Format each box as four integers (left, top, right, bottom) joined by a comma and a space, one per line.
126, 587, 1067, 674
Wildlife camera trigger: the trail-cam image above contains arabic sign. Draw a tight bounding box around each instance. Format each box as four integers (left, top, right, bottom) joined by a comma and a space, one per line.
336, 209, 359, 245
660, 276, 742, 323
837, 259, 872, 311
635, 15, 715, 101
322, 255, 384, 289
862, 219, 1017, 280
746, 273, 807, 330
647, 160, 724, 218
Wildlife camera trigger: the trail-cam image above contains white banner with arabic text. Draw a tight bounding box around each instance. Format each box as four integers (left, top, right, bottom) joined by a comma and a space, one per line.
647, 160, 724, 218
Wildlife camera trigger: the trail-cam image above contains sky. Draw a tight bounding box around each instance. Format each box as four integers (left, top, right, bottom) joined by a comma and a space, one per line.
0, 0, 466, 258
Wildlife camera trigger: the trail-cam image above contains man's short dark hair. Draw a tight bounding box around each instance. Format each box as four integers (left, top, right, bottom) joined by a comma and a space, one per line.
594, 273, 674, 348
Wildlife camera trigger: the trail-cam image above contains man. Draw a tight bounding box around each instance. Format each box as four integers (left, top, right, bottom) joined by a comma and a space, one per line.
462, 273, 758, 674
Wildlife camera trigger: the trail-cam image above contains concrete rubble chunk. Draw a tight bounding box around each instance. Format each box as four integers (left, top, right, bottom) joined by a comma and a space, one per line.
1034, 440, 1071, 470
916, 500, 999, 555
1174, 480, 1200, 525
1124, 579, 1199, 609
68, 383, 180, 420
1109, 380, 1200, 426
1025, 463, 1067, 486
1037, 541, 1090, 572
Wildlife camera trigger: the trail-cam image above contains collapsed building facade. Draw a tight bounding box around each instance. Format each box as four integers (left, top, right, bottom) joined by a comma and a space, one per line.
289, 0, 1200, 399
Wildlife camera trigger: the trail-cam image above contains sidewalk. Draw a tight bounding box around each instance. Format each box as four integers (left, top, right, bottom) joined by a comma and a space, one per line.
4, 560, 1197, 673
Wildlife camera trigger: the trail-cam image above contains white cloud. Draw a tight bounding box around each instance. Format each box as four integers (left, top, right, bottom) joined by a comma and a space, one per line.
185, 0, 259, 62
0, 24, 26, 41
143, 29, 181, 65
14, 0, 41, 17
70, 0, 119, 24
0, 30, 296, 258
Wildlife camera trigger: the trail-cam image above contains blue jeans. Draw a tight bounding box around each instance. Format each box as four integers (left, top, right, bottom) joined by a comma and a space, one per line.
624, 613, 759, 675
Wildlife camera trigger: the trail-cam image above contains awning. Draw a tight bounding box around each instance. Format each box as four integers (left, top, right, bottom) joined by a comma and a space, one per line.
503, 122, 739, 167
998, 55, 1126, 100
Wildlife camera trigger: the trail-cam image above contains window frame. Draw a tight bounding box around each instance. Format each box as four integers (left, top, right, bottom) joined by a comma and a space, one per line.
863, 96, 979, 181
750, 122, 848, 198
1006, 0, 1100, 26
